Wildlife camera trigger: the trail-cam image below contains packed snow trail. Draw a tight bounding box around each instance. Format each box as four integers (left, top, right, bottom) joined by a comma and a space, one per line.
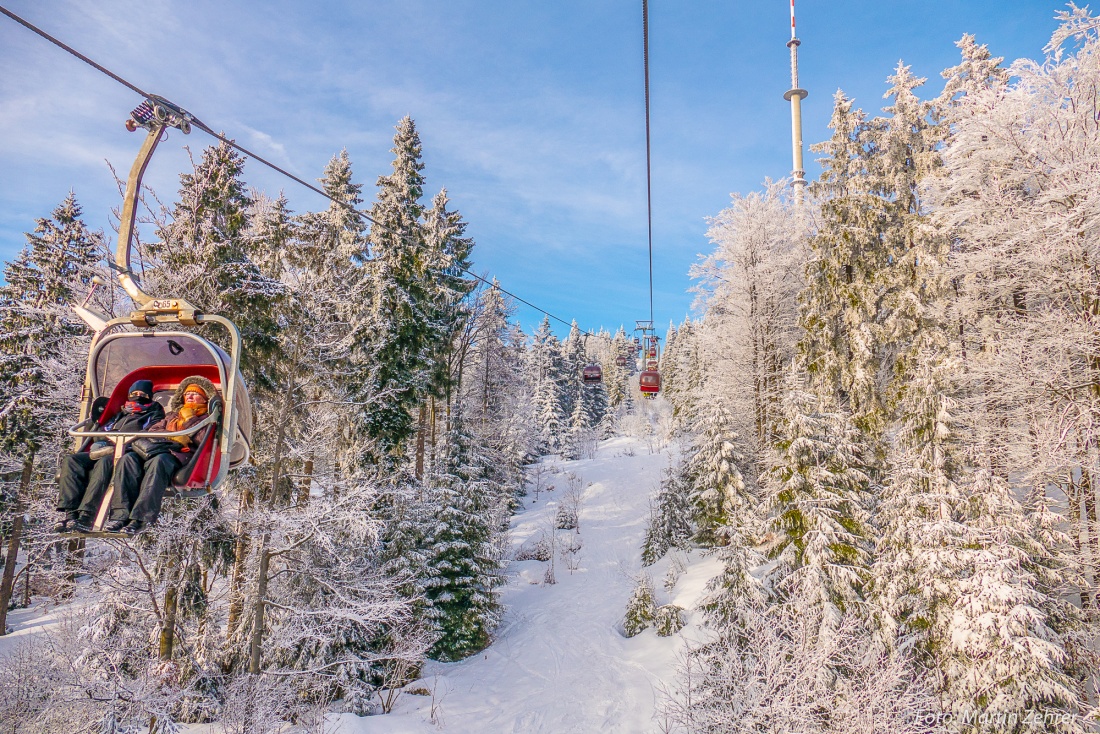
339, 433, 720, 734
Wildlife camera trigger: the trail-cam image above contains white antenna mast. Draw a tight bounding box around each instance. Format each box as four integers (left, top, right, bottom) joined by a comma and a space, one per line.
783, 0, 808, 202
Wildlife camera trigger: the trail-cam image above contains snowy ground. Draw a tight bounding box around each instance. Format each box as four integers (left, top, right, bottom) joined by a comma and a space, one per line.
341, 433, 722, 734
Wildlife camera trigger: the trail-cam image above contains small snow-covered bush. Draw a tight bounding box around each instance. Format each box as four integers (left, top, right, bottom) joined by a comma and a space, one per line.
623, 575, 657, 637
555, 502, 578, 530
654, 604, 685, 637
514, 533, 552, 562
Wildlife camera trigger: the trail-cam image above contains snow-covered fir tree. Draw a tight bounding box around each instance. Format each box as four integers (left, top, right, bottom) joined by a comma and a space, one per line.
641, 461, 694, 566
421, 418, 505, 661
687, 401, 751, 547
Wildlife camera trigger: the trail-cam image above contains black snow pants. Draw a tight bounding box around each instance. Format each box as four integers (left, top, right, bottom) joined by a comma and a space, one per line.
110, 451, 182, 524
56, 452, 115, 517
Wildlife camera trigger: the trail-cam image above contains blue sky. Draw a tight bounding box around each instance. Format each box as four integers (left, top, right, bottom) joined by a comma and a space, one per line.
0, 0, 1066, 337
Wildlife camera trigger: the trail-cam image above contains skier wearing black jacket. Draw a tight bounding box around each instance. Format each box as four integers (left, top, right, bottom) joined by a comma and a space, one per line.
53, 379, 165, 532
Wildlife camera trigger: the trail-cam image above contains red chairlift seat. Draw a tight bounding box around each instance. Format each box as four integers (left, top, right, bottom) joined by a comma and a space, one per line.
582, 364, 603, 384
615, 356, 628, 367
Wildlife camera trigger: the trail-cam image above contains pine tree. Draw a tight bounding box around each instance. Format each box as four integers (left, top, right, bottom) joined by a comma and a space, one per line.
623, 575, 657, 638
422, 419, 504, 660
0, 193, 104, 635
360, 117, 435, 463
764, 390, 871, 617
688, 401, 750, 547
529, 317, 567, 454
421, 187, 475, 402
641, 462, 694, 565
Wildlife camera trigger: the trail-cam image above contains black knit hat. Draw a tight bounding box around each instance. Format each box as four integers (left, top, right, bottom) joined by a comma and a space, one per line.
128, 379, 154, 401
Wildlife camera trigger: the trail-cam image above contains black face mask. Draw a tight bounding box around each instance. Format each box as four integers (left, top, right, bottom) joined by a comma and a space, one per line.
125, 395, 153, 411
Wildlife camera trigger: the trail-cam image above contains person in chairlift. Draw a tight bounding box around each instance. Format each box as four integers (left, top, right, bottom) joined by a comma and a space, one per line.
104, 376, 217, 535
54, 379, 165, 533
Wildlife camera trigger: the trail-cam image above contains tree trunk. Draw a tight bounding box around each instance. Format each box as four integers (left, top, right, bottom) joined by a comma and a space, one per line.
226, 483, 254, 640
429, 396, 437, 470
21, 553, 31, 608
248, 539, 271, 674
297, 455, 314, 507
63, 538, 84, 600
1068, 479, 1093, 610
0, 455, 32, 636
158, 578, 179, 660
415, 403, 427, 480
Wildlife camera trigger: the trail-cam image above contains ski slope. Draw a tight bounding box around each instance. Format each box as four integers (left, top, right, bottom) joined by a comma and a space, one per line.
344, 432, 721, 734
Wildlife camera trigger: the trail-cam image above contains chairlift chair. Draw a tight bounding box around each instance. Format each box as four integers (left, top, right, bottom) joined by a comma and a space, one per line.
64, 97, 252, 536
582, 364, 603, 384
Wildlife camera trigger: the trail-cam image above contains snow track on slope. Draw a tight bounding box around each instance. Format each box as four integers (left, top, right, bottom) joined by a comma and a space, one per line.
345, 434, 719, 734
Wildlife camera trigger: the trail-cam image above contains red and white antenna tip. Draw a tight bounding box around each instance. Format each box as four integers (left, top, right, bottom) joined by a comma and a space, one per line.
790, 0, 797, 39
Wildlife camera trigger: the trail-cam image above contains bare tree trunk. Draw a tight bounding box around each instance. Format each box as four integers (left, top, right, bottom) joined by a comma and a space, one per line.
415, 403, 427, 480
22, 554, 31, 608
248, 539, 271, 674
297, 455, 314, 507
0, 456, 32, 636
159, 576, 179, 660
62, 538, 83, 600
1068, 478, 1095, 610
430, 396, 437, 470
226, 483, 254, 640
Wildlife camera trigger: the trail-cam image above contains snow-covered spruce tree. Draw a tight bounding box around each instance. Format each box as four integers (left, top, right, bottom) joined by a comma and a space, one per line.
360, 117, 435, 465
224, 151, 364, 649
563, 379, 606, 460
417, 187, 476, 476
603, 326, 631, 411
763, 389, 871, 624
661, 319, 704, 428
0, 192, 104, 634
687, 401, 751, 547
798, 77, 941, 451
870, 349, 974, 674
560, 320, 588, 419
948, 468, 1094, 729
641, 460, 694, 566
528, 316, 567, 455
623, 574, 658, 638
459, 281, 538, 493
421, 417, 505, 661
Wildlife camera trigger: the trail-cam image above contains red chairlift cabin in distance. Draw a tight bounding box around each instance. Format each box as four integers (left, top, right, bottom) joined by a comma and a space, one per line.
634, 320, 661, 398
582, 364, 603, 384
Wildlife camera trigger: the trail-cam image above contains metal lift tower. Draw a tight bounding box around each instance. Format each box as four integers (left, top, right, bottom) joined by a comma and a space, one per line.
783, 0, 808, 202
